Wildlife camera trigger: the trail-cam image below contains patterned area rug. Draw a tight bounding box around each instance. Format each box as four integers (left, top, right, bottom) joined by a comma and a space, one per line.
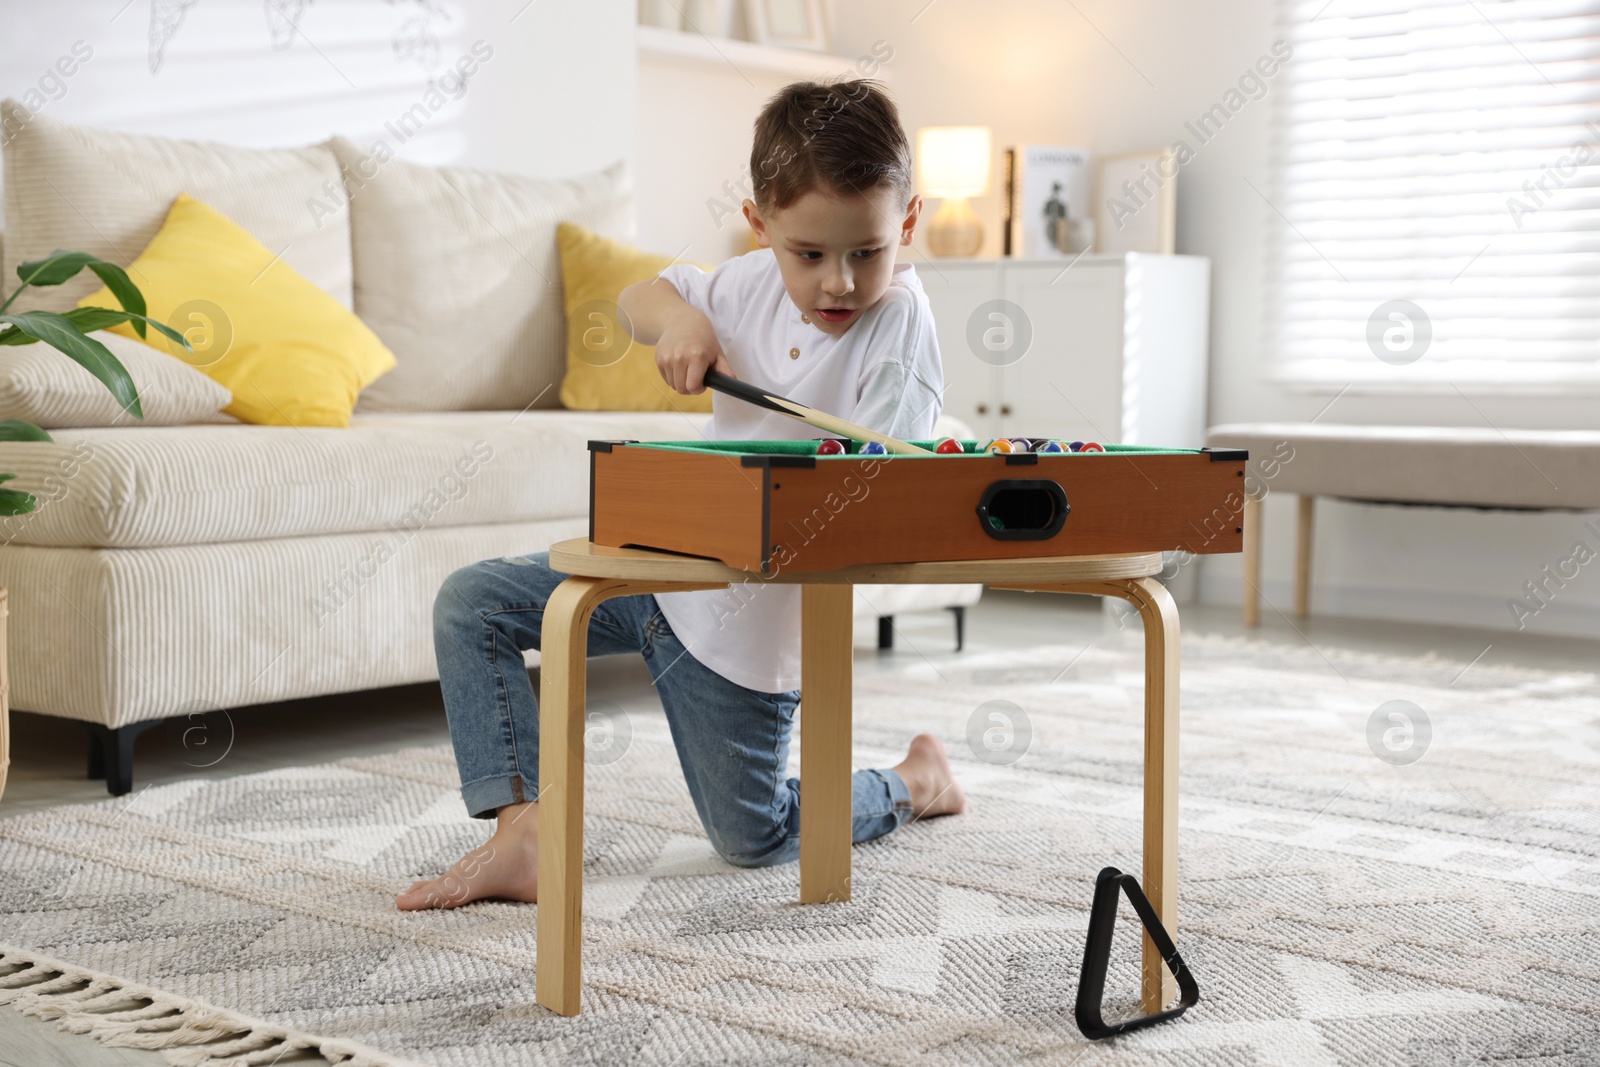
2, 634, 1598, 1066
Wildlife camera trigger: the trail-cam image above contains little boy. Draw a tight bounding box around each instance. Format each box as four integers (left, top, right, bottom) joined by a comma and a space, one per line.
399, 78, 964, 911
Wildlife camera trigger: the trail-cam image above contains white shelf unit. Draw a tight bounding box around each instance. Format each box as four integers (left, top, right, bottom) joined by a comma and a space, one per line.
635, 25, 875, 80
920, 253, 1212, 449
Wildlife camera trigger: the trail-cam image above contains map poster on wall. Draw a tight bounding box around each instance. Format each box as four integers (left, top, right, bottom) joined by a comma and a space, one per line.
1003, 144, 1092, 258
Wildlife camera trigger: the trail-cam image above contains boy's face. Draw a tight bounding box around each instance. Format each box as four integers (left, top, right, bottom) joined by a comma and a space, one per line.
743, 184, 922, 338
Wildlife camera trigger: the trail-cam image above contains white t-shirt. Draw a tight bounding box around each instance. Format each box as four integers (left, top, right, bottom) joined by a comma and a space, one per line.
651, 248, 944, 692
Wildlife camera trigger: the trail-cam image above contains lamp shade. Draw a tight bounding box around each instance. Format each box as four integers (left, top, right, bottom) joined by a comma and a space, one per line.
916, 126, 992, 199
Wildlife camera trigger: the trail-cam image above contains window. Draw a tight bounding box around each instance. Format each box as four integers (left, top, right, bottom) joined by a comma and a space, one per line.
1265, 0, 1600, 390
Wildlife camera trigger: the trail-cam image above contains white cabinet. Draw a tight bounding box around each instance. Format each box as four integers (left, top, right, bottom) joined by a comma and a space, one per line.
920, 254, 1211, 448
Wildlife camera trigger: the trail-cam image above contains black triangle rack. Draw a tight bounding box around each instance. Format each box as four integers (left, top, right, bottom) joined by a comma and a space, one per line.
1075, 866, 1200, 1040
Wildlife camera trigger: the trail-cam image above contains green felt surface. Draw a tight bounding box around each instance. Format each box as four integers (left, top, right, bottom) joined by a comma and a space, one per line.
629, 439, 1203, 457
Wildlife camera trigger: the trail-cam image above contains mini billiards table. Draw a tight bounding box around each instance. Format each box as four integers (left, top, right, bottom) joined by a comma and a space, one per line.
589, 438, 1250, 574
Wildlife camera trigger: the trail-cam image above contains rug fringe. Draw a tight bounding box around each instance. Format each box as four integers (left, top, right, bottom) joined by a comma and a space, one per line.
0, 944, 427, 1067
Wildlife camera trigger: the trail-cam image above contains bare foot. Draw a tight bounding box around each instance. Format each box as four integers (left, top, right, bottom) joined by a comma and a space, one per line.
396, 801, 540, 911
890, 734, 967, 818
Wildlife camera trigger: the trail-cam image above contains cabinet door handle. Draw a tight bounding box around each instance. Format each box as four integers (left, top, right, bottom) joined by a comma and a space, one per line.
976, 403, 989, 415
1000, 404, 1013, 416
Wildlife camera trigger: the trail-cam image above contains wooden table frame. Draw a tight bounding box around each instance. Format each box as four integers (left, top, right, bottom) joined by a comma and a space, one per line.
534, 539, 1180, 1017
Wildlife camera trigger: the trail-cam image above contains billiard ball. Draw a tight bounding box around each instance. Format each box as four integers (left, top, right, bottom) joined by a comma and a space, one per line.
816, 438, 846, 455
984, 438, 1014, 454
1036, 440, 1065, 453
1080, 441, 1105, 452
1068, 441, 1084, 452
861, 440, 888, 455
1010, 438, 1032, 453
936, 437, 964, 454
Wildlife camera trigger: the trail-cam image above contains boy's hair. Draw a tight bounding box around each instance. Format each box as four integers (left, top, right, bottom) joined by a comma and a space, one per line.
749, 79, 913, 214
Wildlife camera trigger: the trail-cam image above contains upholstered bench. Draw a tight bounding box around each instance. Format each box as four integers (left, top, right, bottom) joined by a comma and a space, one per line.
1204, 423, 1600, 625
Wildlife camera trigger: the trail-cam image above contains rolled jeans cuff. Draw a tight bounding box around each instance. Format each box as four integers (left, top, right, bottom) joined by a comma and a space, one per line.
461, 773, 537, 820
873, 767, 916, 828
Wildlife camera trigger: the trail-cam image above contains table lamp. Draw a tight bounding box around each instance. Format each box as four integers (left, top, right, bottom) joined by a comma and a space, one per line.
917, 126, 991, 257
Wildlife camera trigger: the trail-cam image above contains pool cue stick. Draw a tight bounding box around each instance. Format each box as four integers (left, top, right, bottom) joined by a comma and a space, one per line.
701, 370, 936, 456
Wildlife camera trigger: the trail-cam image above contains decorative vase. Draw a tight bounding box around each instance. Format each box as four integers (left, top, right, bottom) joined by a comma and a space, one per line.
639, 0, 682, 29
684, 0, 735, 36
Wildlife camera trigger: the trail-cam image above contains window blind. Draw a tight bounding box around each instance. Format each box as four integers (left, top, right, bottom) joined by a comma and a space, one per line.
1265, 0, 1600, 389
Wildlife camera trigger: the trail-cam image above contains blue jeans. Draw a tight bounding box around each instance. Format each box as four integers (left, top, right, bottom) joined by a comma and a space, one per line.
431, 551, 915, 867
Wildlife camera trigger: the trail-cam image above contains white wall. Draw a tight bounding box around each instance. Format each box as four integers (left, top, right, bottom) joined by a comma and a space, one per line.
0, 0, 632, 179
640, 0, 1600, 639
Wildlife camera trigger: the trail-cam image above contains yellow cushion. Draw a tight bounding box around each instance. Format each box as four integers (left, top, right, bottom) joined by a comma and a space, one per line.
78, 193, 395, 427
556, 222, 715, 413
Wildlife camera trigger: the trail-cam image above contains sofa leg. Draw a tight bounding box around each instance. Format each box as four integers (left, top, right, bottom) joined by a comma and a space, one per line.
84, 721, 162, 797
877, 616, 894, 650
86, 724, 105, 780
949, 605, 966, 652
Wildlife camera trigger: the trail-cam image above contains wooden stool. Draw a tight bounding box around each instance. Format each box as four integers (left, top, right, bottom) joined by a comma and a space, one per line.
534, 539, 1180, 1017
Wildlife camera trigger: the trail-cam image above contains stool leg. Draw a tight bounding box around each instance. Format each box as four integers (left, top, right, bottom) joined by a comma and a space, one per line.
533, 574, 724, 1016
800, 583, 853, 904
1295, 495, 1314, 619
1242, 494, 1263, 627
535, 576, 627, 1017
988, 575, 1182, 1015
1119, 576, 1180, 1014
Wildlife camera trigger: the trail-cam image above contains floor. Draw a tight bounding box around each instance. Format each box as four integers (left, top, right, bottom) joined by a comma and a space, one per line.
3, 591, 1597, 1066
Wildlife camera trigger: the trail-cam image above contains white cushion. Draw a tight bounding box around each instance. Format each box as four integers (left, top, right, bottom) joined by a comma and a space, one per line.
0, 411, 711, 550
331, 138, 633, 413
0, 101, 352, 313
0, 329, 231, 428
1207, 422, 1600, 509
853, 582, 983, 621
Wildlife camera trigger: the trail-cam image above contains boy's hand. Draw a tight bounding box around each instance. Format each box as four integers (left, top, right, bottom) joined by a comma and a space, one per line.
655, 308, 734, 395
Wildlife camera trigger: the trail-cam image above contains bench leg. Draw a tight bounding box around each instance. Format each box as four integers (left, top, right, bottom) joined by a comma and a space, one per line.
1295, 495, 1314, 619
1243, 494, 1263, 627
800, 583, 853, 904
534, 574, 723, 1016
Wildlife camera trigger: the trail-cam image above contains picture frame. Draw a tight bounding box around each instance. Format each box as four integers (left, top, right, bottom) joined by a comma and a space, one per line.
742, 0, 831, 52
1003, 144, 1093, 258
1094, 149, 1177, 255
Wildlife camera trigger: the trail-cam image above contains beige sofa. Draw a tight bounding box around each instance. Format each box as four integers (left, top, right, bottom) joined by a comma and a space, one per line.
0, 107, 980, 795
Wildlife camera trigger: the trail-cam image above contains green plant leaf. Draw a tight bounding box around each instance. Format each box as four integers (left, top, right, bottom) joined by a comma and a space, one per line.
0, 326, 40, 346
61, 306, 191, 354
0, 420, 53, 443
61, 307, 133, 333
85, 261, 147, 338
9, 252, 149, 337
0, 311, 143, 421
15, 249, 96, 287
0, 487, 37, 516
